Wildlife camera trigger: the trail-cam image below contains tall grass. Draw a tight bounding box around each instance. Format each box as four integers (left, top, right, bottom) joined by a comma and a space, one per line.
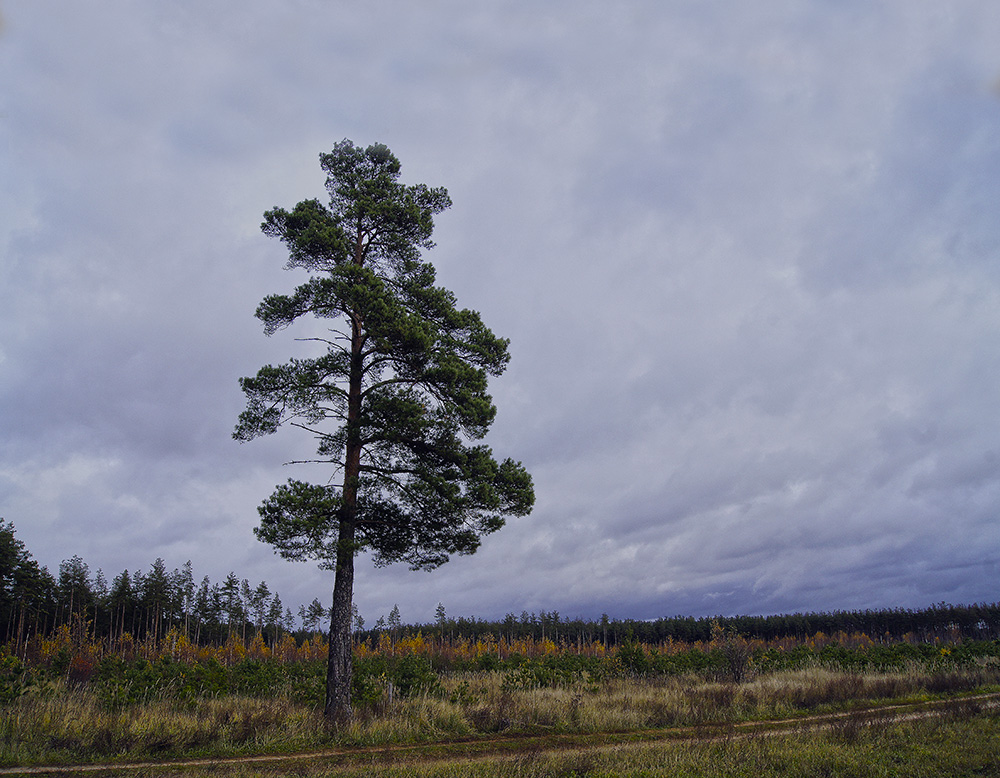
5, 658, 996, 768
428, 662, 1000, 734
0, 687, 329, 766
30, 707, 996, 777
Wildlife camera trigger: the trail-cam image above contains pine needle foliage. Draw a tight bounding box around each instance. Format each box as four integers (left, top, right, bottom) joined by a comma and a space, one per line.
234, 140, 534, 721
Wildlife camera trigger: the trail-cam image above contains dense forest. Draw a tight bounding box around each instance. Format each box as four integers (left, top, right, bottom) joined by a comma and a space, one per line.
2, 519, 997, 651
0, 520, 328, 648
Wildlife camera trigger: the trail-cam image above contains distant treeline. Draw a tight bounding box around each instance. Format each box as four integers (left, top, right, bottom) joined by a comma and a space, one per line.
388, 601, 1000, 649
3, 519, 998, 650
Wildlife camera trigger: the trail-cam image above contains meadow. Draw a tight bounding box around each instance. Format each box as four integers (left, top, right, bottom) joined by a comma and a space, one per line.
1, 622, 998, 774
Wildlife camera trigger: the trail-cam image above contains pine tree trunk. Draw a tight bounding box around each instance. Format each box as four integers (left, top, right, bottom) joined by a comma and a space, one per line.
324, 301, 365, 724
325, 519, 355, 723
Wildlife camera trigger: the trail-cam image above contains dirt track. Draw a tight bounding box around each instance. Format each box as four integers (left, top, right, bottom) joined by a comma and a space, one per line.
3, 692, 998, 776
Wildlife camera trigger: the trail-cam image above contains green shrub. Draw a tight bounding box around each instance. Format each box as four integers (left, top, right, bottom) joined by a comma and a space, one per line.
475, 653, 501, 672
648, 647, 719, 676
616, 641, 650, 675
0, 652, 35, 703
49, 645, 72, 676
176, 657, 229, 699
501, 656, 588, 690
94, 656, 163, 707
230, 658, 286, 697
350, 654, 442, 702
287, 660, 325, 706
391, 654, 440, 698
95, 655, 237, 707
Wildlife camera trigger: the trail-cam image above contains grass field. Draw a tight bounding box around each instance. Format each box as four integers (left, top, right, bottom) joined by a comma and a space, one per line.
259, 710, 1000, 778
0, 695, 997, 776
1, 655, 998, 775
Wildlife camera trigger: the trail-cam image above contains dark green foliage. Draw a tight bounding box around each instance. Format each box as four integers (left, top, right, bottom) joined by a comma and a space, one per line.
616, 641, 650, 675
390, 654, 441, 698
48, 645, 72, 677
237, 140, 534, 571
347, 665, 382, 707
501, 654, 604, 690
84, 654, 446, 711
649, 647, 719, 676
229, 658, 286, 697
236, 140, 534, 720
475, 652, 501, 672
239, 140, 535, 566
93, 656, 285, 709
748, 639, 1000, 676
0, 651, 49, 703
283, 660, 326, 706
506, 663, 573, 691
94, 656, 168, 708
0, 653, 25, 703
352, 654, 440, 702
0, 520, 57, 645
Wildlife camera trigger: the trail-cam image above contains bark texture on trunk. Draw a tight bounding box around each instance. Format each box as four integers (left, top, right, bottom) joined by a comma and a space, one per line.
324, 304, 365, 724
324, 519, 355, 723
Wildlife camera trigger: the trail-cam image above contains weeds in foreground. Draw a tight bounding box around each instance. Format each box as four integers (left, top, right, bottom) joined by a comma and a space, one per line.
0, 691, 329, 766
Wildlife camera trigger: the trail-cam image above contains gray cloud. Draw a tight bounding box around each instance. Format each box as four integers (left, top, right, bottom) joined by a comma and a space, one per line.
2, 1, 999, 625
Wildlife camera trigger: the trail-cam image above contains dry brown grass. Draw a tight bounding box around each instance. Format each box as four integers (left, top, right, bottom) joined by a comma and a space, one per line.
2, 660, 998, 767
0, 689, 328, 765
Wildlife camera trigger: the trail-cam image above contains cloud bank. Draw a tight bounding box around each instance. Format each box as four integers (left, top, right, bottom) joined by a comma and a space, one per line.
2, 1, 999, 624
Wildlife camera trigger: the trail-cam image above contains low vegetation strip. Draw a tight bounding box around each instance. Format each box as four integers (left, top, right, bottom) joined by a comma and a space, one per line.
5, 623, 1000, 707
2, 614, 999, 773
0, 692, 997, 776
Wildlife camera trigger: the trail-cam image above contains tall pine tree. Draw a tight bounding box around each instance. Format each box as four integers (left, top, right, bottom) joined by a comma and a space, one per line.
235, 140, 533, 722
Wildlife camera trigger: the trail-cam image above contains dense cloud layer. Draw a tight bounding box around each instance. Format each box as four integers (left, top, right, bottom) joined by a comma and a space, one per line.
2, 1, 999, 625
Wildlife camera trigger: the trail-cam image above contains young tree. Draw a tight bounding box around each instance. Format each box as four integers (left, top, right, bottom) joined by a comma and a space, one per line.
388, 603, 402, 644
305, 598, 326, 634
435, 602, 449, 645
249, 580, 271, 636
108, 570, 133, 641
173, 561, 196, 637
143, 558, 171, 640
92, 569, 108, 639
130, 569, 146, 636
57, 555, 92, 629
235, 140, 534, 722
193, 576, 215, 644
221, 572, 244, 636
266, 593, 284, 645
239, 579, 253, 640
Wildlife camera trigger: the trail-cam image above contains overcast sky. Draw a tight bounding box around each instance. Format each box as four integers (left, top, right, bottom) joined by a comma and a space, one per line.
2, 1, 999, 627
